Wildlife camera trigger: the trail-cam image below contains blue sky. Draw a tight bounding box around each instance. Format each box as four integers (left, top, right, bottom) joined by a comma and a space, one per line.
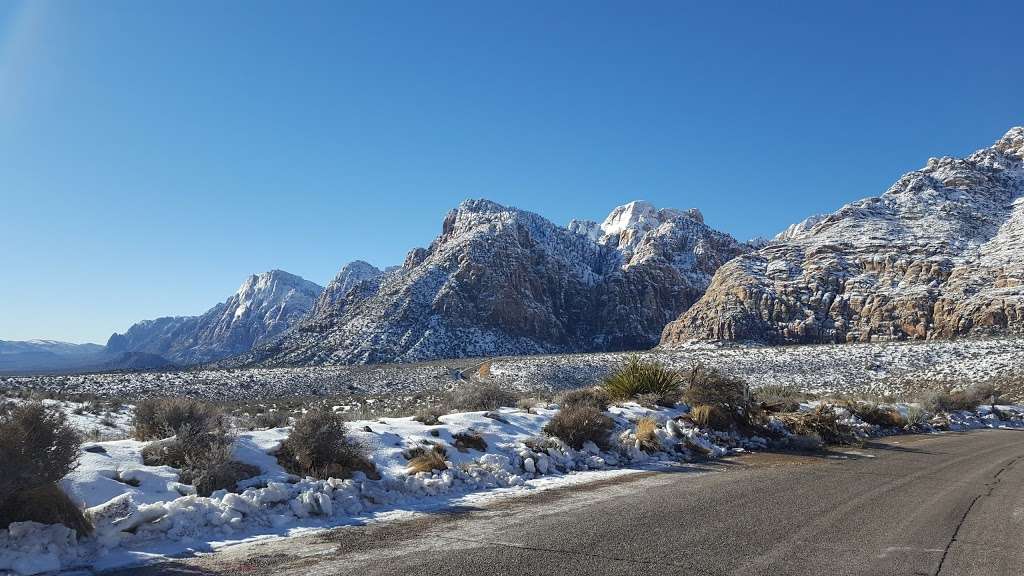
1, 0, 1022, 343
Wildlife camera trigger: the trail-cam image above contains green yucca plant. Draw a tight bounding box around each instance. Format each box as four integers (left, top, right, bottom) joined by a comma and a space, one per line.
600, 355, 682, 400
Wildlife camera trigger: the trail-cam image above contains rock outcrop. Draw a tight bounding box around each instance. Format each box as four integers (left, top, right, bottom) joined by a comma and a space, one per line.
661, 127, 1024, 346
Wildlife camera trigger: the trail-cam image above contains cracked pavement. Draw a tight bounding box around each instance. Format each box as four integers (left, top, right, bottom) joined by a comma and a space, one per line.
101, 430, 1024, 576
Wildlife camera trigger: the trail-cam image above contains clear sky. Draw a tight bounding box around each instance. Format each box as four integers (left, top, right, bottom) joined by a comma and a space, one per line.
1, 0, 1022, 344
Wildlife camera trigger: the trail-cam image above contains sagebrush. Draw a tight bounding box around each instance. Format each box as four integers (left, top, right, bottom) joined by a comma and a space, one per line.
0, 402, 89, 533
277, 408, 376, 479
543, 404, 614, 449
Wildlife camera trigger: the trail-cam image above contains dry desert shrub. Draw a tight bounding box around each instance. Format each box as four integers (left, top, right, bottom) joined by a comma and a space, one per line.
451, 382, 518, 412
277, 408, 377, 480
543, 404, 614, 450
0, 402, 90, 533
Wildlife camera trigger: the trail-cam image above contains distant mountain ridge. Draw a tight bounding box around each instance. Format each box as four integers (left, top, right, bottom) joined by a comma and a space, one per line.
0, 340, 105, 374
107, 269, 323, 365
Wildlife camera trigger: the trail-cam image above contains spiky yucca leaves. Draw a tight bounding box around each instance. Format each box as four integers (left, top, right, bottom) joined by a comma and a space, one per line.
601, 355, 682, 401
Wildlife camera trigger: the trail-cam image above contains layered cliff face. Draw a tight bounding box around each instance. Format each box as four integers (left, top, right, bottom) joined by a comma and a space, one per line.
107, 270, 323, 364
252, 199, 749, 365
661, 127, 1024, 346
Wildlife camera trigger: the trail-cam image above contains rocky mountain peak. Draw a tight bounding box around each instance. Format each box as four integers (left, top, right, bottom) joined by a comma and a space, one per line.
993, 126, 1024, 158
661, 127, 1024, 347
108, 270, 322, 365
246, 197, 749, 366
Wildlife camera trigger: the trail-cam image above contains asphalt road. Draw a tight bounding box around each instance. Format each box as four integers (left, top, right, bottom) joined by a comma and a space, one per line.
104, 429, 1024, 576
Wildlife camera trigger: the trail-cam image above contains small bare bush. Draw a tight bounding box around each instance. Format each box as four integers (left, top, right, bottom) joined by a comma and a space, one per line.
451, 382, 518, 411
133, 398, 224, 440
0, 403, 87, 533
844, 402, 905, 427
277, 408, 376, 479
453, 431, 488, 452
412, 406, 446, 425
778, 405, 857, 445
601, 355, 681, 400
554, 388, 609, 411
406, 445, 447, 474
683, 365, 751, 412
543, 404, 614, 450
921, 384, 996, 413
753, 384, 806, 413
0, 484, 92, 536
180, 439, 260, 496
252, 411, 290, 429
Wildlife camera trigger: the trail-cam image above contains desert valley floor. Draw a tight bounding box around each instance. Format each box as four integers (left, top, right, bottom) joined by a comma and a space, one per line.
4, 338, 1022, 403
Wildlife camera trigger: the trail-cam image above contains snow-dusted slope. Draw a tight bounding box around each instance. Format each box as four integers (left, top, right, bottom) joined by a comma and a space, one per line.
250, 199, 748, 365
662, 127, 1024, 346
308, 260, 384, 320
108, 270, 323, 365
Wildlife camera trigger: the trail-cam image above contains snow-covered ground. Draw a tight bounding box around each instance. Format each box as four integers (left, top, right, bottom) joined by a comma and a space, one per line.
2, 396, 1023, 575
3, 338, 1024, 401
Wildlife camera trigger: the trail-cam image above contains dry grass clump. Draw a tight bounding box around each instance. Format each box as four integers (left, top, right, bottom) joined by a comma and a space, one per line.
133, 397, 225, 440
543, 404, 615, 450
777, 405, 857, 445
277, 408, 376, 480
452, 431, 488, 452
601, 355, 682, 401
635, 417, 659, 453
406, 445, 448, 474
412, 406, 447, 425
0, 402, 90, 534
687, 404, 732, 430
451, 382, 518, 411
554, 387, 609, 411
905, 405, 928, 427
477, 360, 493, 379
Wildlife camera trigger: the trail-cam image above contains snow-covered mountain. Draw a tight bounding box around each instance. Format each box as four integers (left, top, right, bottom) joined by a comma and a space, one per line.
662, 127, 1024, 346
245, 199, 749, 366
107, 270, 323, 365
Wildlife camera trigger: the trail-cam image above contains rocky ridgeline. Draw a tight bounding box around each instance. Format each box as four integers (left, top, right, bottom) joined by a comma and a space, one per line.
247, 199, 749, 366
107, 270, 323, 365
662, 127, 1024, 346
